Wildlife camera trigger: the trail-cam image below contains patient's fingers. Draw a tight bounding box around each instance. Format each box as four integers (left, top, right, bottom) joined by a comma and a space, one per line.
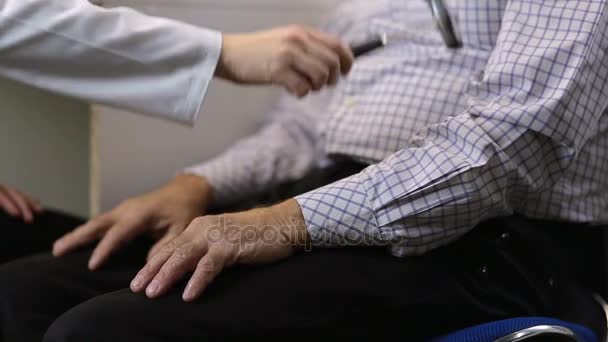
147, 227, 182, 261
53, 214, 112, 257
88, 219, 144, 270
0, 188, 19, 217
183, 247, 227, 302
0, 184, 40, 221
145, 242, 202, 298
25, 194, 43, 213
131, 235, 188, 293
5, 187, 34, 223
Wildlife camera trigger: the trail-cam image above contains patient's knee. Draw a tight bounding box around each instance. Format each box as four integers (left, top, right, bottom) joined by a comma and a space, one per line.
0, 258, 47, 339
43, 306, 95, 342
0, 259, 37, 311
44, 293, 137, 342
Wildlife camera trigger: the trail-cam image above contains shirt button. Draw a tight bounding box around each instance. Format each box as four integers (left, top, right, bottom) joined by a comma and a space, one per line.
345, 97, 357, 108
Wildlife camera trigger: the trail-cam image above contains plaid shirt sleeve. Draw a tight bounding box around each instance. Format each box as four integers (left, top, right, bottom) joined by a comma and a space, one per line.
183, 92, 330, 207
296, 0, 608, 256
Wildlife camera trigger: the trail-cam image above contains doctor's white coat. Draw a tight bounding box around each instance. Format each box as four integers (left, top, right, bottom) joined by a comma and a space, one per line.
0, 0, 222, 123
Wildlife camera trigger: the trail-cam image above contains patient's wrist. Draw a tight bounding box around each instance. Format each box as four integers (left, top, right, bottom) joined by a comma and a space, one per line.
172, 174, 214, 210
269, 199, 311, 250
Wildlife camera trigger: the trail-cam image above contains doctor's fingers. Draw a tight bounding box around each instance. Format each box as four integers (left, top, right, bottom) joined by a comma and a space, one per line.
294, 54, 330, 91
273, 70, 313, 98
287, 30, 344, 87
274, 44, 329, 93
53, 214, 114, 257
301, 38, 342, 86
307, 29, 354, 76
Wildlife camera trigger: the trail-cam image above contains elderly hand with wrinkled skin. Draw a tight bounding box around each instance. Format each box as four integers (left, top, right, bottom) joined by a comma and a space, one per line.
130, 198, 310, 302
53, 174, 213, 270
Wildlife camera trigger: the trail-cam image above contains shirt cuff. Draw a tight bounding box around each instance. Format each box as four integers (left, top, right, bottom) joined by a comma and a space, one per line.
178, 29, 222, 125
295, 173, 382, 247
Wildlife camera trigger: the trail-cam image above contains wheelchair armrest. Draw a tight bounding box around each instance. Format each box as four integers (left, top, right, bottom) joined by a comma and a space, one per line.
495, 325, 580, 342
593, 293, 608, 342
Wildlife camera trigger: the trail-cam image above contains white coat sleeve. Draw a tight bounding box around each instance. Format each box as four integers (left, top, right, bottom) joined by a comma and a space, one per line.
0, 0, 222, 123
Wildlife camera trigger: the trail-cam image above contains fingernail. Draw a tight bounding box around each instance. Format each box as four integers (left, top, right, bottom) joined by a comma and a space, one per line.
88, 256, 99, 270
183, 284, 193, 301
131, 276, 143, 290
146, 280, 159, 297
52, 242, 62, 255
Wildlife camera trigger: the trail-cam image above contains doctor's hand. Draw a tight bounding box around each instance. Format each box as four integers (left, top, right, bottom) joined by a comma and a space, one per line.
0, 183, 43, 223
53, 174, 213, 270
130, 198, 309, 302
217, 26, 354, 97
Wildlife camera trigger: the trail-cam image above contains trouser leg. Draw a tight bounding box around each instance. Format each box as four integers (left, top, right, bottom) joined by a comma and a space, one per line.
45, 247, 503, 342
44, 216, 604, 342
0, 210, 83, 264
0, 240, 150, 342
1, 162, 368, 341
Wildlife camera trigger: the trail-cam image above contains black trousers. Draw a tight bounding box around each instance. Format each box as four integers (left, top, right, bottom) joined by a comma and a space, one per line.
0, 165, 606, 341
0, 210, 82, 265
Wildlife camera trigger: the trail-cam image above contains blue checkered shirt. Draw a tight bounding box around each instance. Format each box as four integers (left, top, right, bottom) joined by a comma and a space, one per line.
186, 0, 608, 256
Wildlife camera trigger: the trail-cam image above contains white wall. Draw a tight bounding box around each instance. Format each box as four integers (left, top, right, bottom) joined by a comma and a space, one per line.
0, 78, 90, 217
93, 0, 342, 213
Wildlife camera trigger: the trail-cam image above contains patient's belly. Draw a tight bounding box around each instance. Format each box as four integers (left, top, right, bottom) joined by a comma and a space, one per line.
319, 0, 502, 162
321, 43, 491, 162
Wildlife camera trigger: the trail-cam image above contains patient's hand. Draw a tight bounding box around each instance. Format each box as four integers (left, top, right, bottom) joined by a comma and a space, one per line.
52, 174, 213, 270
217, 25, 354, 97
0, 183, 43, 223
130, 198, 309, 302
